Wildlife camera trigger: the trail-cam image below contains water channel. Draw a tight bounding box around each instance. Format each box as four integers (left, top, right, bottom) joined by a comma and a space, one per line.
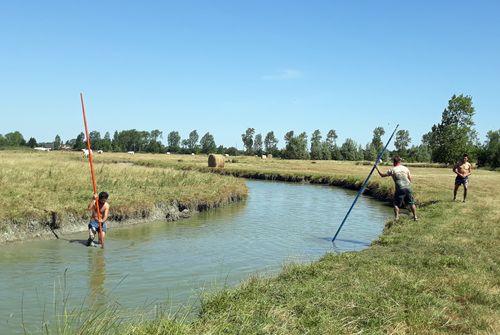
0, 180, 391, 333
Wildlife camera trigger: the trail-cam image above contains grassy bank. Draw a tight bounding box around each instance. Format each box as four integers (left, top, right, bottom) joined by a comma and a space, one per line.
0, 151, 247, 241
94, 153, 498, 334
4, 151, 499, 333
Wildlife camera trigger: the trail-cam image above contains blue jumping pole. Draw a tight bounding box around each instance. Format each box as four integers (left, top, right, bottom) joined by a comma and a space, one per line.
332, 124, 399, 243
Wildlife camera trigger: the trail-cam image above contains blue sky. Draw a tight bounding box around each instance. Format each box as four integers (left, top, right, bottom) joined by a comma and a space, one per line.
0, 1, 499, 148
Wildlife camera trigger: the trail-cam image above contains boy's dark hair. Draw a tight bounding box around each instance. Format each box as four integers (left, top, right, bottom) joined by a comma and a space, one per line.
99, 191, 109, 200
463, 153, 469, 158
392, 155, 402, 164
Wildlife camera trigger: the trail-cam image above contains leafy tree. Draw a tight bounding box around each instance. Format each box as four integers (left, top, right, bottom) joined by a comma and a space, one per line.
89, 131, 101, 150
424, 94, 478, 163
73, 132, 86, 150
147, 130, 163, 153
200, 132, 217, 154
371, 127, 385, 152
253, 133, 263, 156
363, 143, 377, 161
340, 138, 362, 161
4, 131, 26, 146
241, 128, 255, 155
407, 144, 431, 162
150, 129, 162, 142
283, 131, 309, 159
394, 129, 411, 158
101, 132, 112, 151
53, 135, 62, 150
27, 137, 38, 148
167, 131, 181, 152
264, 131, 279, 155
112, 131, 122, 151
320, 142, 331, 160
310, 130, 322, 160
477, 129, 500, 168
183, 130, 199, 152
326, 129, 340, 159
0, 134, 6, 147
225, 147, 239, 156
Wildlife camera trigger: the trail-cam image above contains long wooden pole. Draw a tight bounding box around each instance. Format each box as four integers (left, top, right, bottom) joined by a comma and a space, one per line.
332, 124, 399, 243
80, 92, 104, 248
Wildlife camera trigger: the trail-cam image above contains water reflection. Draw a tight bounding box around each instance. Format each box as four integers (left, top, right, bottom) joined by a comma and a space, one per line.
88, 249, 106, 308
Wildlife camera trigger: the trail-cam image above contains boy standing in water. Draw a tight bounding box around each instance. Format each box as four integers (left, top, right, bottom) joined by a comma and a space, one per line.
87, 192, 110, 246
453, 153, 472, 202
375, 156, 418, 221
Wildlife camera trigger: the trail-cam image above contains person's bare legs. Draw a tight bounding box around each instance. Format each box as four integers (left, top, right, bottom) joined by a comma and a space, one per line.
87, 228, 96, 246
463, 184, 468, 202
394, 206, 400, 220
453, 184, 460, 201
410, 204, 418, 220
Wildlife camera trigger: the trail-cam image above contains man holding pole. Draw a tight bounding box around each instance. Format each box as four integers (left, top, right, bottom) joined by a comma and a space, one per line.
376, 156, 418, 221
87, 192, 110, 247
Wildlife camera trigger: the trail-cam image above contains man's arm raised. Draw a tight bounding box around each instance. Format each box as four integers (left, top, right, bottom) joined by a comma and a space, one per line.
376, 166, 389, 178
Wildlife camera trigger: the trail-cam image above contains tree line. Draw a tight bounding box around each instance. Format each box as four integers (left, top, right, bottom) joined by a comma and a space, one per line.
1, 94, 498, 168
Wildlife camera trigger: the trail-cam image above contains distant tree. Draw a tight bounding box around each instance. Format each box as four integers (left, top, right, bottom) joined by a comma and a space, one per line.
150, 129, 162, 142
27, 137, 38, 148
253, 133, 263, 155
89, 131, 101, 150
200, 132, 217, 154
424, 94, 478, 163
320, 142, 331, 160
73, 132, 85, 150
241, 128, 255, 155
371, 127, 385, 152
310, 129, 322, 160
407, 144, 431, 162
363, 143, 377, 161
225, 147, 239, 156
167, 131, 181, 152
326, 129, 340, 159
112, 131, 121, 151
147, 129, 163, 153
183, 130, 199, 152
53, 135, 62, 150
4, 131, 26, 146
394, 130, 411, 158
477, 129, 500, 168
216, 145, 225, 154
283, 131, 309, 159
264, 131, 279, 155
340, 138, 362, 161
102, 132, 112, 151
0, 134, 6, 147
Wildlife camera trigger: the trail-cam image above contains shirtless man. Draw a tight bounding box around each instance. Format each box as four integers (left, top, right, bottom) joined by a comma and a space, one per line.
87, 191, 110, 246
376, 156, 418, 221
453, 153, 472, 202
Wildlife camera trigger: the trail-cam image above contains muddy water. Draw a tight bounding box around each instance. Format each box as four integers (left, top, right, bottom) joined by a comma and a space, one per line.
0, 180, 391, 333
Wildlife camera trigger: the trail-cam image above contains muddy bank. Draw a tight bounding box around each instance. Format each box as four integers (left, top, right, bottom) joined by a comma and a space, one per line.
0, 194, 245, 244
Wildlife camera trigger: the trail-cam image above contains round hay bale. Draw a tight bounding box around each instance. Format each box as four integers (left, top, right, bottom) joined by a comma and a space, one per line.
261, 154, 267, 159
208, 154, 225, 168
267, 154, 273, 159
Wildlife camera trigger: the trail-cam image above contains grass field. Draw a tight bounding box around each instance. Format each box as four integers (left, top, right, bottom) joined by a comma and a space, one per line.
0, 151, 247, 239
104, 153, 498, 334
2, 151, 499, 333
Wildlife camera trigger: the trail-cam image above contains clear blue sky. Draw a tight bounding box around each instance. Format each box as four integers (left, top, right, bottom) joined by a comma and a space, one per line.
1, 1, 499, 148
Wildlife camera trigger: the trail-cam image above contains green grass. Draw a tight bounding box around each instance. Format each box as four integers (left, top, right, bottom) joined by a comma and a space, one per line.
0, 151, 247, 239
3, 151, 499, 333
102, 153, 498, 334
